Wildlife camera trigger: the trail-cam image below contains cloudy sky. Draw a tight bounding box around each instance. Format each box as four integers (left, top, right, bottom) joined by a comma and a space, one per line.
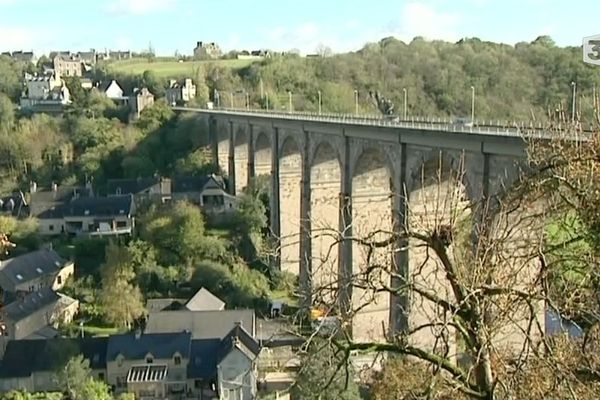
0, 0, 595, 55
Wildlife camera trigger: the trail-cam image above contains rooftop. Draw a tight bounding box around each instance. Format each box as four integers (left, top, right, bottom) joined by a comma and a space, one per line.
62, 195, 134, 218
3, 287, 60, 322
106, 331, 192, 361
0, 248, 70, 289
185, 287, 225, 312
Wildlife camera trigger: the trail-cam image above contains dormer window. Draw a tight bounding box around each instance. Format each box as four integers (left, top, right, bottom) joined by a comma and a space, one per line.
116, 354, 124, 367
84, 210, 90, 216
36, 268, 43, 274
146, 355, 154, 364
174, 355, 181, 365
116, 187, 122, 195
15, 274, 23, 281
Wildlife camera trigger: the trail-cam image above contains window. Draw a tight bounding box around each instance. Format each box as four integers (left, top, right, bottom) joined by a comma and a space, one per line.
36, 268, 43, 274
57, 275, 62, 285
49, 224, 54, 231
174, 355, 181, 365
146, 356, 153, 364
116, 187, 122, 195
98, 372, 105, 381
15, 274, 23, 281
116, 221, 127, 228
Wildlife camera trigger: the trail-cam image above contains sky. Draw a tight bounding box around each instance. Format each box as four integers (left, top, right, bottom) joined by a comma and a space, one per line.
0, 0, 597, 56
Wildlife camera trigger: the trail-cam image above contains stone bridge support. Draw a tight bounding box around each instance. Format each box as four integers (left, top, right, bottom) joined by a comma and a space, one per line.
209, 112, 526, 344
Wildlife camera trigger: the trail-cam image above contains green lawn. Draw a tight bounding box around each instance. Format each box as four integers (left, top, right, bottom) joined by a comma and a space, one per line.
106, 58, 257, 77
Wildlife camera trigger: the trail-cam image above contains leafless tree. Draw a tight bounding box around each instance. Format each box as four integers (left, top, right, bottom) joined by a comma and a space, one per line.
288, 145, 600, 399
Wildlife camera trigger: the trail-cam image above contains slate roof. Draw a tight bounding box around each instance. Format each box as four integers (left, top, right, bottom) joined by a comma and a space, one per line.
0, 248, 70, 289
106, 331, 192, 361
187, 339, 220, 379
147, 298, 187, 313
185, 287, 225, 311
3, 287, 60, 322
144, 309, 255, 340
62, 195, 134, 217
219, 323, 261, 360
172, 176, 213, 193
106, 177, 161, 196
0, 337, 108, 378
29, 186, 90, 218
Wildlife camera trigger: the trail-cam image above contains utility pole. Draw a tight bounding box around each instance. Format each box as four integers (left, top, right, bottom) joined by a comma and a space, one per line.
354, 90, 359, 115
571, 81, 577, 124
288, 91, 293, 112
260, 78, 264, 100
403, 88, 407, 119
318, 90, 322, 114
246, 92, 249, 110
229, 92, 234, 109
470, 86, 475, 123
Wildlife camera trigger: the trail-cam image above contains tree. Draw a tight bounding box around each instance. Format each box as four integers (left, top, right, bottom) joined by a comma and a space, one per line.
298, 147, 600, 399
0, 92, 15, 130
56, 355, 112, 400
292, 339, 362, 400
98, 243, 146, 329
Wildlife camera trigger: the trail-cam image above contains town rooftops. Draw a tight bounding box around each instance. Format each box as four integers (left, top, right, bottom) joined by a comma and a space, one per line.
185, 287, 225, 311
0, 337, 108, 378
106, 177, 162, 196
29, 185, 91, 218
3, 287, 60, 322
0, 249, 70, 289
145, 309, 255, 340
147, 298, 187, 313
63, 195, 134, 218
106, 331, 192, 361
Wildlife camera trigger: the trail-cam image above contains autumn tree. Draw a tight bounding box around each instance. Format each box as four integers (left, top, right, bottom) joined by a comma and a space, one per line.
99, 243, 146, 329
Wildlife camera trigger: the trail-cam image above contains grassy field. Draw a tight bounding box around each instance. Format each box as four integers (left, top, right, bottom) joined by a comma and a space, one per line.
106, 58, 257, 77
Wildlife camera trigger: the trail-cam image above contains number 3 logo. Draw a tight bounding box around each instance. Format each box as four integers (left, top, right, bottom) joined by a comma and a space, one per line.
583, 35, 600, 65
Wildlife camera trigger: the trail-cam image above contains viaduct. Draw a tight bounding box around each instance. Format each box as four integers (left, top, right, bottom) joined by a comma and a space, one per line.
179, 108, 528, 343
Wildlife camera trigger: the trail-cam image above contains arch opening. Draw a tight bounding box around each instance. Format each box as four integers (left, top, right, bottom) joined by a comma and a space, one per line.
279, 136, 302, 276
310, 142, 342, 307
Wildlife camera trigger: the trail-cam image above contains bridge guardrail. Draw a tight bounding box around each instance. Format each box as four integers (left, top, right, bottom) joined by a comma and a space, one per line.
173, 106, 593, 139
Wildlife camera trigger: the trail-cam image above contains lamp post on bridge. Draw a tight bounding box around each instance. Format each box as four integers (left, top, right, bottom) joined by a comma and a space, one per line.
402, 88, 407, 119
470, 85, 475, 123
265, 92, 269, 110
288, 91, 293, 112
571, 81, 577, 124
354, 90, 359, 115
318, 90, 322, 115
246, 92, 250, 110
229, 92, 234, 109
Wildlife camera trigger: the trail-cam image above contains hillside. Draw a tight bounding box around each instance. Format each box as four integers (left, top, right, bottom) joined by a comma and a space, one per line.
106, 57, 256, 78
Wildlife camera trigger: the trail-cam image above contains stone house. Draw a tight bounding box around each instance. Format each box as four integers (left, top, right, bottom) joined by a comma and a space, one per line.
29, 184, 91, 236
0, 248, 74, 303
60, 195, 136, 237
193, 41, 222, 59
107, 177, 171, 206
6, 51, 37, 64
52, 54, 83, 77
130, 87, 155, 119
0, 337, 108, 393
23, 75, 62, 100
166, 78, 196, 105
0, 287, 78, 348
106, 331, 191, 397
98, 80, 128, 103
77, 49, 97, 65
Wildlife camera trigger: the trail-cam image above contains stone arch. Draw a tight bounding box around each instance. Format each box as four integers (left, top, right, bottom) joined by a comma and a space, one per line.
234, 124, 249, 194
254, 131, 271, 177
310, 142, 342, 305
405, 150, 471, 357
351, 147, 394, 342
279, 136, 303, 276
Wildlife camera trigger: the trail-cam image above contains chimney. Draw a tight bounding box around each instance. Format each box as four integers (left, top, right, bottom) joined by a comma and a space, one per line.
135, 329, 142, 339
51, 182, 58, 192
30, 181, 37, 193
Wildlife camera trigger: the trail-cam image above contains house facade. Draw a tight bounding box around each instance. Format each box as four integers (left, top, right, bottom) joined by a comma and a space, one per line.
193, 42, 222, 59
130, 87, 155, 118
166, 79, 196, 105
107, 177, 171, 206
53, 54, 83, 77
0, 248, 74, 301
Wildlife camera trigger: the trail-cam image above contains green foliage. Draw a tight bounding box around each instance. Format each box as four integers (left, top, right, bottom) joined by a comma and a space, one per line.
56, 355, 112, 400
0, 55, 26, 101
0, 92, 15, 130
0, 217, 40, 257
141, 201, 207, 265
192, 260, 270, 307
135, 99, 175, 133
98, 243, 146, 329
292, 340, 362, 400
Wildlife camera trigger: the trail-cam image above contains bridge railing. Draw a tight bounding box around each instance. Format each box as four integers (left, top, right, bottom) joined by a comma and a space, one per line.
173, 106, 595, 138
